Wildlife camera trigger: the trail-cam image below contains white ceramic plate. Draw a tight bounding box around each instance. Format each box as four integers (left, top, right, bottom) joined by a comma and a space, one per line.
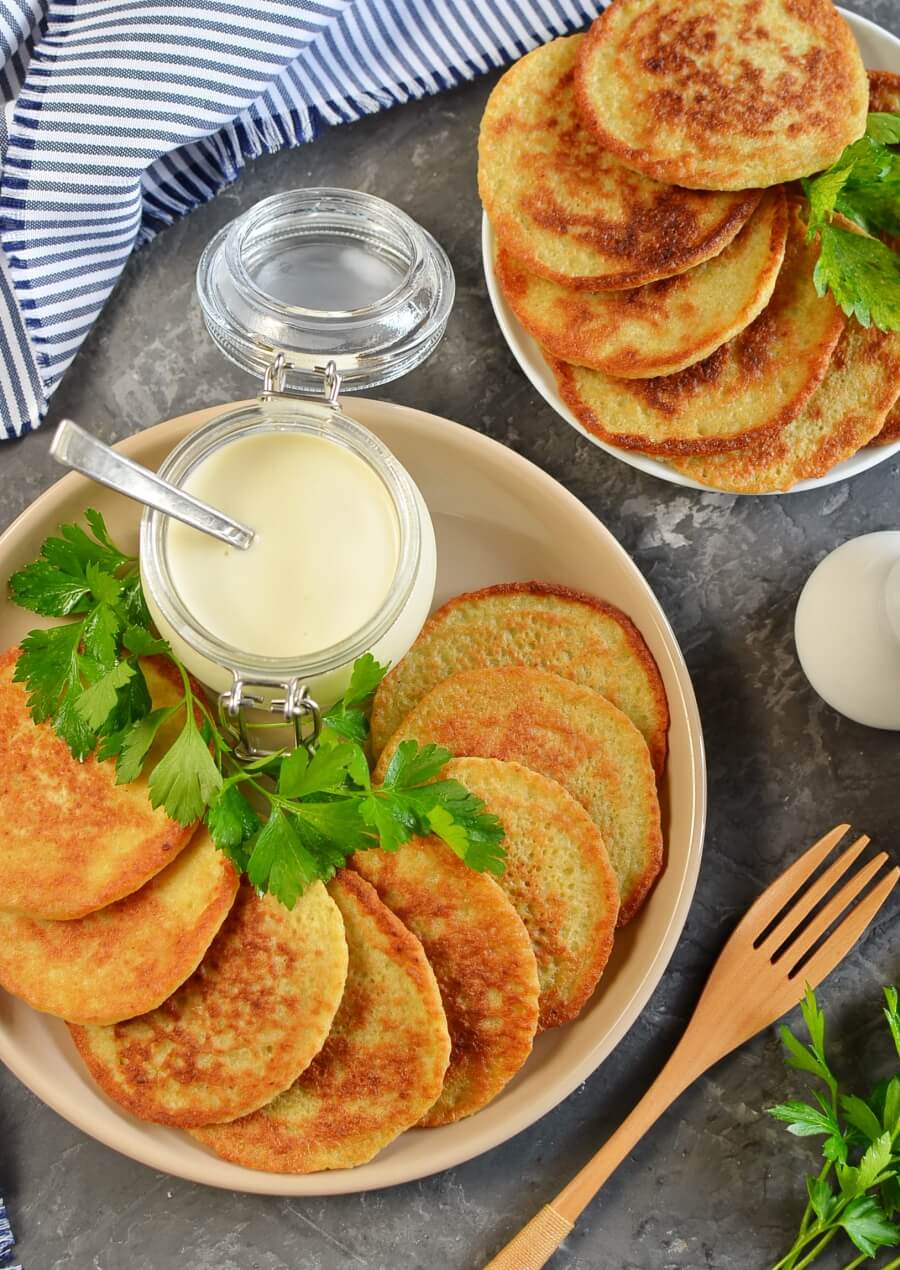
0, 398, 706, 1194
483, 8, 900, 495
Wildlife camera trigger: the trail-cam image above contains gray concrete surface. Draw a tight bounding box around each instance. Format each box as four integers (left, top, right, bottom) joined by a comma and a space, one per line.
1, 3, 899, 1265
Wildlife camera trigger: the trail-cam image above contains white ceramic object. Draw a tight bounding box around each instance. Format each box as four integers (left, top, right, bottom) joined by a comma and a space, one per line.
796, 532, 900, 729
482, 8, 900, 496
0, 397, 706, 1196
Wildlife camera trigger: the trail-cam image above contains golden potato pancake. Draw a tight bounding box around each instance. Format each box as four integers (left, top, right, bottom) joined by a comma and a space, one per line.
374, 667, 663, 924
670, 323, 900, 492
370, 581, 669, 778
352, 837, 539, 1126
0, 828, 238, 1025
193, 871, 451, 1171
442, 759, 618, 1028
576, 0, 868, 190
0, 649, 197, 920
69, 883, 348, 1128
868, 69, 900, 114
495, 188, 788, 378
872, 401, 900, 447
552, 203, 844, 454
478, 34, 759, 289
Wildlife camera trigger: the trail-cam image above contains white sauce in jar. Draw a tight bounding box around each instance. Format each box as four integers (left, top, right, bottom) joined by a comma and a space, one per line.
166, 431, 400, 658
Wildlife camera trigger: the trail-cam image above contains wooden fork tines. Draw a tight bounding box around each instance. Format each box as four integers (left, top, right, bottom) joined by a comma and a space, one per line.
484, 825, 898, 1270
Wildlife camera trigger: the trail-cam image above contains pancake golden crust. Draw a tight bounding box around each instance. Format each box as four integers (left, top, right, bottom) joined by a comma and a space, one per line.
867, 69, 900, 113
374, 666, 663, 925
0, 828, 239, 1025
872, 401, 900, 447
351, 837, 539, 1127
442, 759, 619, 1029
478, 34, 760, 289
552, 203, 845, 455
576, 0, 868, 190
496, 188, 789, 379
370, 581, 669, 778
192, 871, 451, 1172
69, 882, 348, 1128
670, 323, 900, 492
0, 649, 197, 920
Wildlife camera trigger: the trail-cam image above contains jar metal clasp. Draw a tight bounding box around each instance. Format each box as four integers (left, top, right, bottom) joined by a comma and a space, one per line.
261, 352, 342, 405
218, 672, 322, 761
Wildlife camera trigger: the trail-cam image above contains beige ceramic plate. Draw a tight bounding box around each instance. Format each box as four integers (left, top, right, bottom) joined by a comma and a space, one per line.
483, 9, 900, 496
0, 399, 705, 1195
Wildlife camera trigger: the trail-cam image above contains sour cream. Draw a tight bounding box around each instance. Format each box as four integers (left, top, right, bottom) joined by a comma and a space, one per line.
166, 431, 400, 659
141, 406, 437, 709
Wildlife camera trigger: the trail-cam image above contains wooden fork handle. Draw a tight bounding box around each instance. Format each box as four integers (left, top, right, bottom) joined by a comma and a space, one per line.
484, 1039, 709, 1269
482, 1205, 574, 1270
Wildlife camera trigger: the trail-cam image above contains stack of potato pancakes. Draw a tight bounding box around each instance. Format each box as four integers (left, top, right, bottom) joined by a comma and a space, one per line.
479, 0, 900, 493
0, 582, 668, 1174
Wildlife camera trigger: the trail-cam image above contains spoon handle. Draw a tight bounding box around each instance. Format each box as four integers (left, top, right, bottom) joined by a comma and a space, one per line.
51, 419, 254, 551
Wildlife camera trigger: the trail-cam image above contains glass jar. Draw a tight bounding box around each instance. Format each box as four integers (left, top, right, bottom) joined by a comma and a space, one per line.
138, 187, 452, 753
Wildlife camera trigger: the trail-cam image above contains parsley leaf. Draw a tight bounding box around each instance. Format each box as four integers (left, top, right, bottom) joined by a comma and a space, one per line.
148, 718, 222, 825
109, 706, 176, 783
322, 652, 389, 742
8, 560, 90, 617
343, 652, 389, 707
840, 1094, 884, 1145
206, 784, 261, 871
383, 739, 452, 788
840, 1195, 900, 1257
807, 1176, 837, 1225
813, 224, 900, 330
246, 808, 318, 909
771, 986, 900, 1268
14, 623, 81, 724
76, 660, 136, 731
885, 986, 900, 1059
8, 510, 148, 754
802, 121, 900, 331
867, 111, 900, 144
768, 1100, 841, 1139
278, 741, 358, 799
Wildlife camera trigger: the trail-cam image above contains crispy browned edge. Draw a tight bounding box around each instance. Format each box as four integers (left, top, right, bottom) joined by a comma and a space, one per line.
0, 847, 239, 1026
573, 0, 867, 190
867, 68, 900, 110
374, 665, 665, 926
477, 37, 762, 289
371, 580, 670, 778
484, 189, 761, 292
0, 646, 199, 920
872, 403, 900, 447
332, 868, 445, 1015
494, 189, 788, 376
536, 804, 620, 1026
190, 869, 450, 1170
549, 300, 845, 458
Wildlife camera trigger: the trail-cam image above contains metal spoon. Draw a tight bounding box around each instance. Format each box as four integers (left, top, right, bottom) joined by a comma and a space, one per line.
50, 418, 255, 551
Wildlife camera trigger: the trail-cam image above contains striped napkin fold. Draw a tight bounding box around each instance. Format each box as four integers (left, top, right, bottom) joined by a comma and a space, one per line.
0, 1197, 21, 1270
0, 0, 604, 442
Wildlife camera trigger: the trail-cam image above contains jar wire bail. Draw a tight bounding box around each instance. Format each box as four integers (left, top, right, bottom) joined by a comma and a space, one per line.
218, 672, 322, 761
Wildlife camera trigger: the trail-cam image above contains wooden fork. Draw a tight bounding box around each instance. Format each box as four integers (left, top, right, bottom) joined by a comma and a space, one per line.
485, 825, 899, 1270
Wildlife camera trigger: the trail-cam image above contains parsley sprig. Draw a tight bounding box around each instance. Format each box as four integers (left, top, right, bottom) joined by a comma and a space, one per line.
802, 111, 900, 331
8, 511, 506, 907
768, 986, 900, 1270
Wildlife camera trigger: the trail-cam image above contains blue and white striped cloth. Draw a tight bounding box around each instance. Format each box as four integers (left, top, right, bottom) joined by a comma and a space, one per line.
0, 0, 606, 441
0, 1197, 20, 1270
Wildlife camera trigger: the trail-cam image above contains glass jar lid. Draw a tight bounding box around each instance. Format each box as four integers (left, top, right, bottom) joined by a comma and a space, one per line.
196, 187, 455, 393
